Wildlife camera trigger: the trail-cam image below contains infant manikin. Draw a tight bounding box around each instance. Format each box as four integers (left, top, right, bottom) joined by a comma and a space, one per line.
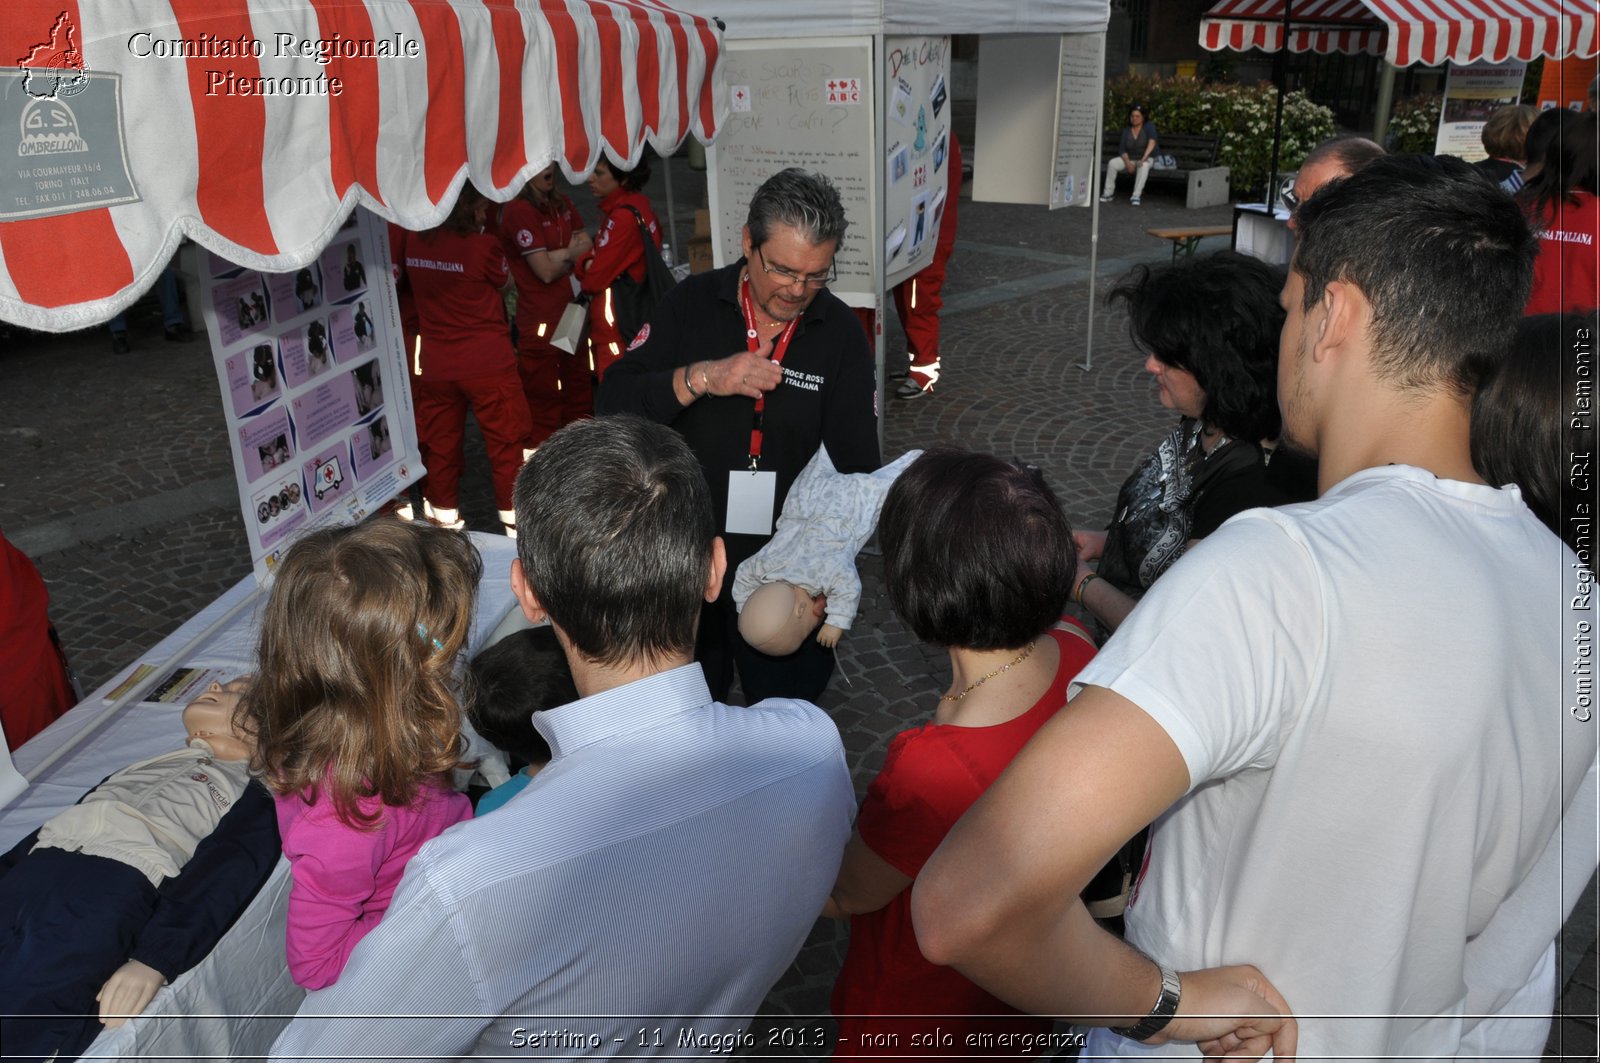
734, 446, 921, 656
0, 679, 280, 1062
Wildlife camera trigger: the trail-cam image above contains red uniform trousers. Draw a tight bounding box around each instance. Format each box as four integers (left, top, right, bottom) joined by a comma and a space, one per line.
587, 292, 627, 382
516, 336, 593, 447
412, 370, 532, 512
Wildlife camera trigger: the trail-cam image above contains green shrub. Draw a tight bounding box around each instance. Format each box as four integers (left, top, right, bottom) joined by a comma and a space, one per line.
1386, 93, 1442, 154
1105, 75, 1337, 199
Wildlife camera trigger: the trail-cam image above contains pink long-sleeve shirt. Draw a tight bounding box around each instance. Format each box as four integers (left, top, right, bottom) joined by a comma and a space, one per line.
276, 779, 472, 989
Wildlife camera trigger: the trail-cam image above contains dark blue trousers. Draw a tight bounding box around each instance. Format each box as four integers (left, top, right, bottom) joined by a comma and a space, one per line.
0, 847, 158, 1063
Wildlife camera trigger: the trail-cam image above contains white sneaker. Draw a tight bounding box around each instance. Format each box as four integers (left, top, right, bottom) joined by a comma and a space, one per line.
1130, 195, 1142, 206
1099, 192, 1114, 202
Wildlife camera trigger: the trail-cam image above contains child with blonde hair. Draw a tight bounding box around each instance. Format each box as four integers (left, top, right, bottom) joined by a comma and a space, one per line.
238, 519, 478, 989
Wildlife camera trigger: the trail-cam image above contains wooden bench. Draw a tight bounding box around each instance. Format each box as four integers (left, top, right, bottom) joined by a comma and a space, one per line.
1102, 130, 1230, 209
1146, 224, 1234, 262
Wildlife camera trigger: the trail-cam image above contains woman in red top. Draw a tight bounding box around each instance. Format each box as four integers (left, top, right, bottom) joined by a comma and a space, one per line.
1520, 110, 1599, 316
573, 155, 660, 380
397, 185, 533, 534
823, 449, 1096, 1061
496, 164, 593, 442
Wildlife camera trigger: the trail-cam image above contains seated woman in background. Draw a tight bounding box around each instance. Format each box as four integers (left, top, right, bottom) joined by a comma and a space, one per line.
1074, 251, 1315, 634
1100, 103, 1159, 207
1472, 311, 1596, 553
823, 448, 1096, 1060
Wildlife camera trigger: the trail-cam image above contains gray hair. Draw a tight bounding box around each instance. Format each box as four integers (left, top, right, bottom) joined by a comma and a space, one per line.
746, 169, 849, 249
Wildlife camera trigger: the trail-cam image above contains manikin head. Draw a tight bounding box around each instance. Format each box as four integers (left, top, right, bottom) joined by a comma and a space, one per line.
739, 581, 819, 656
182, 678, 254, 761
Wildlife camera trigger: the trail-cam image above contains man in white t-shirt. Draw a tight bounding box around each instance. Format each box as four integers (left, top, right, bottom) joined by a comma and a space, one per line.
911, 155, 1597, 1060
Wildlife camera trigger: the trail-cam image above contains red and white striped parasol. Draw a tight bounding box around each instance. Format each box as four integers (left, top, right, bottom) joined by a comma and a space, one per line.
1, 0, 725, 331
1200, 0, 1598, 67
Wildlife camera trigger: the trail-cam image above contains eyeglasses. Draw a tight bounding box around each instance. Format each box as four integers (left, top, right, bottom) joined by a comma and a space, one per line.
1280, 184, 1301, 214
753, 245, 835, 289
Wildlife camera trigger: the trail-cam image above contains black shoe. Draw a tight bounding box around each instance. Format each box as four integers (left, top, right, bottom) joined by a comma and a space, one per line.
164, 324, 194, 342
894, 378, 931, 400
111, 332, 131, 354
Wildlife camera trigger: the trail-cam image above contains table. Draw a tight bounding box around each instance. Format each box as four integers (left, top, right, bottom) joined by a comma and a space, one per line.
1, 533, 521, 1061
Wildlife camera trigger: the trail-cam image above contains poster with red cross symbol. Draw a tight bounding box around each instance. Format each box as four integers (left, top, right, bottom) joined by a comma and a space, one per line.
826, 77, 861, 105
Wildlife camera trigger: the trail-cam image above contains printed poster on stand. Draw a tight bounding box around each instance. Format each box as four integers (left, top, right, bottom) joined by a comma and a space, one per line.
1050, 33, 1106, 210
1433, 61, 1527, 161
882, 36, 952, 290
199, 208, 422, 581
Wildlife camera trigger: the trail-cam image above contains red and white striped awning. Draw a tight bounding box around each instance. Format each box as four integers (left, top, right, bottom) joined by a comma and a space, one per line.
0, 0, 725, 332
1201, 0, 1599, 67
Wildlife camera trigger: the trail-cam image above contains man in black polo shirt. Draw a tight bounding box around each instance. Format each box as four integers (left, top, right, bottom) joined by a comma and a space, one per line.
597, 169, 879, 704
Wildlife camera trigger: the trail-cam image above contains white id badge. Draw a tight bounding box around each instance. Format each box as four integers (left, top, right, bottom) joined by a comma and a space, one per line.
726, 469, 777, 536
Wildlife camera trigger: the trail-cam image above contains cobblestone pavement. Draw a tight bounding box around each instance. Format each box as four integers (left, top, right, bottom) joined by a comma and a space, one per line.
0, 159, 1594, 1060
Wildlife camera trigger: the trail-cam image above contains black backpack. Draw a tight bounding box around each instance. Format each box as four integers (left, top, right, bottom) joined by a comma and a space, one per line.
608, 205, 677, 345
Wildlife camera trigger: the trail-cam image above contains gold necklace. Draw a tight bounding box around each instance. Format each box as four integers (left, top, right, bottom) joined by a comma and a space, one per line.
941, 640, 1037, 702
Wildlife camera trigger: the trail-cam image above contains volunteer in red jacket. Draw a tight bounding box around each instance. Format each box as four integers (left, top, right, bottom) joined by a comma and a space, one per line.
496, 164, 593, 442
573, 155, 660, 381
397, 185, 533, 535
1520, 110, 1599, 315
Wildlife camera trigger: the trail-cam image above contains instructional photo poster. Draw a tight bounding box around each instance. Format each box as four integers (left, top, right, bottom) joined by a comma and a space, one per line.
883, 36, 951, 289
200, 208, 422, 581
1434, 61, 1527, 161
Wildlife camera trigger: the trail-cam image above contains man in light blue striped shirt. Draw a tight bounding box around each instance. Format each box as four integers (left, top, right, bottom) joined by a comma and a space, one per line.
270, 415, 854, 1061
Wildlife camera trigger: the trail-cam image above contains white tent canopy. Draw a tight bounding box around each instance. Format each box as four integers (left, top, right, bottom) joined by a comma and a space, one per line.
670, 0, 1108, 39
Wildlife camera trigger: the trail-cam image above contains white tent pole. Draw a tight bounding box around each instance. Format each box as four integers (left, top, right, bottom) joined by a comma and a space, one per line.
874, 27, 887, 454
1081, 29, 1108, 372
664, 150, 680, 261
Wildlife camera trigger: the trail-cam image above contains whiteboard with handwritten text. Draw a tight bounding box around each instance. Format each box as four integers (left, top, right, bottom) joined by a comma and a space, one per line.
708, 37, 878, 307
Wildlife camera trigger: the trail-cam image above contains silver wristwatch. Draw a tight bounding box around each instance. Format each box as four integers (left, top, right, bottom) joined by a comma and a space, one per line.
1111, 964, 1182, 1043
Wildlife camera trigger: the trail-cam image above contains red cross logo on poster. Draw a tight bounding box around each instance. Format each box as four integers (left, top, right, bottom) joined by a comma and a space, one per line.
826, 77, 861, 105
731, 85, 751, 113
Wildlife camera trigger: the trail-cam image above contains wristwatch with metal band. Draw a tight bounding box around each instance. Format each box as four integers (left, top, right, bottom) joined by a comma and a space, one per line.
1111, 964, 1181, 1042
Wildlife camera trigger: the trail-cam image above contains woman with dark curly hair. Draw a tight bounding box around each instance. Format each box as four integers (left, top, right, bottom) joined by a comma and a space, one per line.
1073, 251, 1315, 632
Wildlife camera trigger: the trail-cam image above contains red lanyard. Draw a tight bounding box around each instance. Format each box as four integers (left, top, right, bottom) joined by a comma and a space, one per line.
739, 273, 799, 469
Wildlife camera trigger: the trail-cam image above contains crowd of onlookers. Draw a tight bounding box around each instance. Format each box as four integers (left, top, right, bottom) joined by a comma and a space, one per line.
279, 138, 1600, 1060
